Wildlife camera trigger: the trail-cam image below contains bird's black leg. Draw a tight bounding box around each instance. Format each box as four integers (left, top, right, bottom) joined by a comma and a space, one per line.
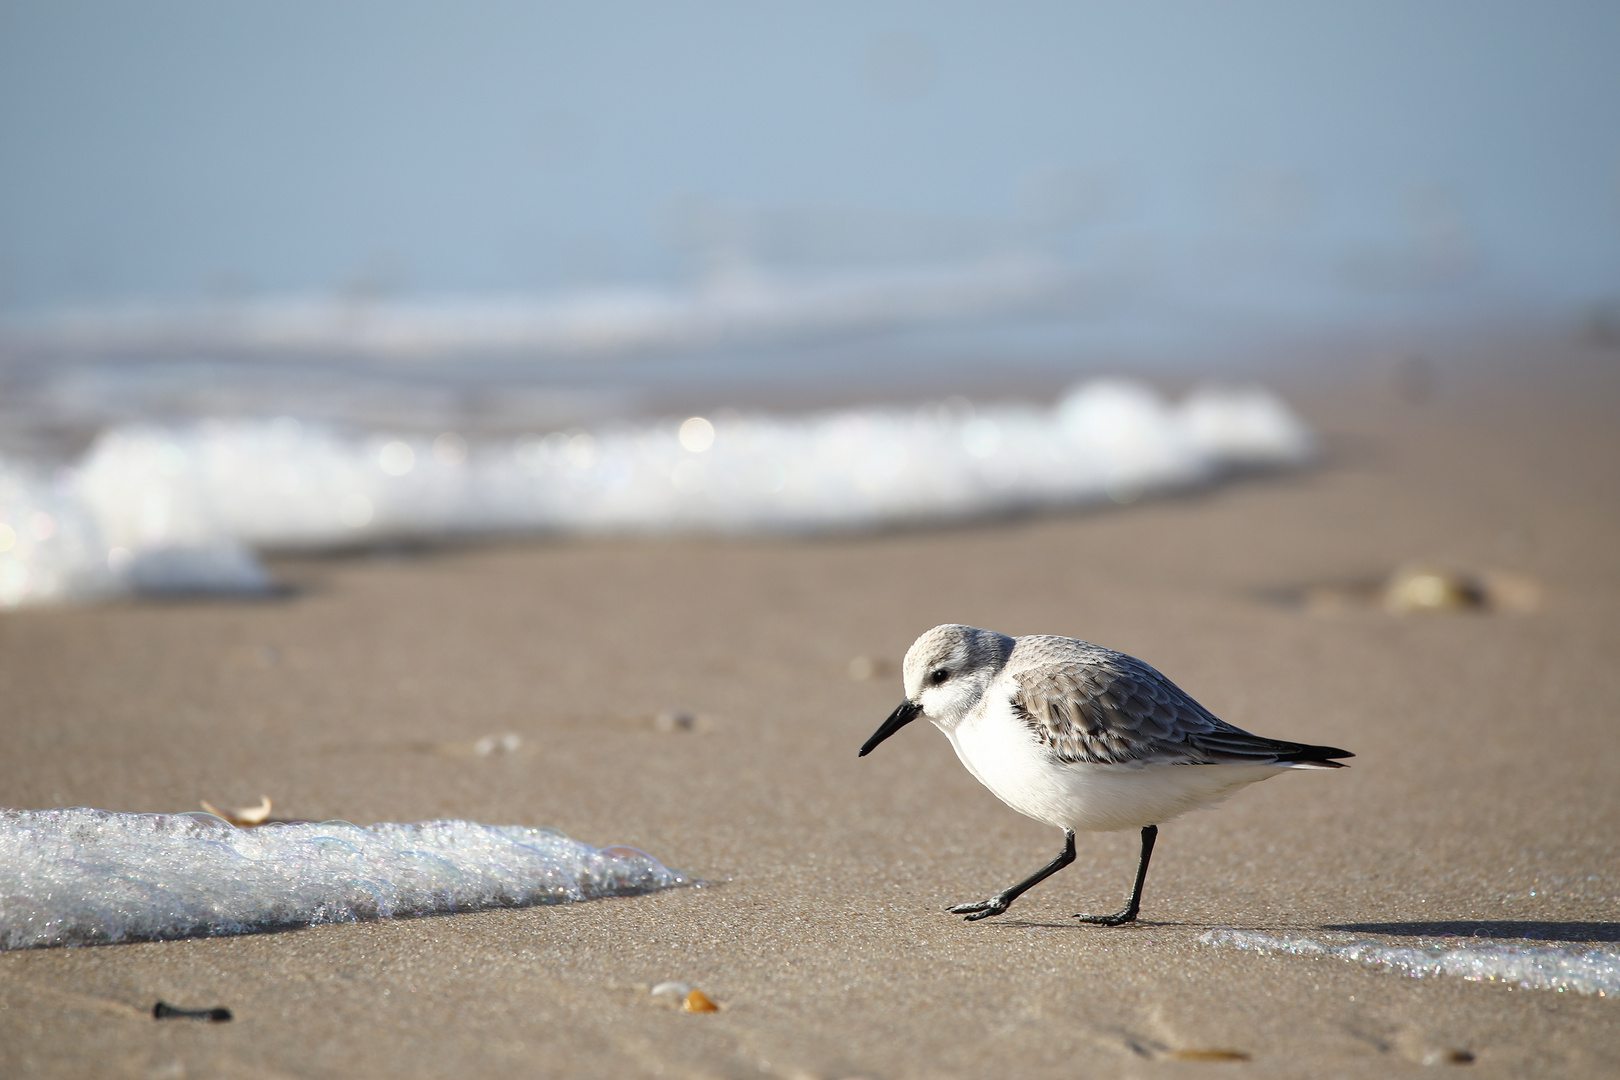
1075, 824, 1157, 926
948, 830, 1075, 921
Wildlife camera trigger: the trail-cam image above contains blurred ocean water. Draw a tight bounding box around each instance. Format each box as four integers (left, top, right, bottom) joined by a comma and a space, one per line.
12, 2, 1613, 604
0, 254, 1332, 608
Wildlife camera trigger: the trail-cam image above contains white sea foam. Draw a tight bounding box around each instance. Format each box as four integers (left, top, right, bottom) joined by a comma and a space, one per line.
1201, 929, 1620, 997
0, 808, 690, 950
0, 379, 1313, 608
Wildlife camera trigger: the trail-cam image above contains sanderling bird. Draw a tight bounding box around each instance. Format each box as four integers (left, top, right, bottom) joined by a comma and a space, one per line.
859, 624, 1351, 924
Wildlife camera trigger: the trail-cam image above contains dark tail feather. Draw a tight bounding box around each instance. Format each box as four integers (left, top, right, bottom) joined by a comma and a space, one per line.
1274, 742, 1354, 768
1193, 726, 1355, 767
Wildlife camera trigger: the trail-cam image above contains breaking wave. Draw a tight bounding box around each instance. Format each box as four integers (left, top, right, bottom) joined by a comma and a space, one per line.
0, 379, 1313, 608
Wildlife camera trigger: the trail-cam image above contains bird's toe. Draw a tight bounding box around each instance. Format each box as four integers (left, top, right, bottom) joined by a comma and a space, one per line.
949, 896, 1009, 920
1073, 911, 1135, 926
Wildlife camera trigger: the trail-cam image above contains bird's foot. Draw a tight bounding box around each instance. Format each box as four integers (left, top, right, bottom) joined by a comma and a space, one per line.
948, 894, 1013, 921
1073, 908, 1138, 926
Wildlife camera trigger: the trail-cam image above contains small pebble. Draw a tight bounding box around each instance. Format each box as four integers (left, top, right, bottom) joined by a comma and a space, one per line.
153, 1002, 232, 1022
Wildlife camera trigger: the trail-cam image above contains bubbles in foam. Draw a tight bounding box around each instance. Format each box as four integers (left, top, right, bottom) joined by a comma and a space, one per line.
1202, 929, 1620, 997
0, 808, 691, 950
0, 379, 1314, 608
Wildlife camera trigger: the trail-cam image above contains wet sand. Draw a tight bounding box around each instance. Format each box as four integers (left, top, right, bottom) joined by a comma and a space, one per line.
1, 345, 1617, 1078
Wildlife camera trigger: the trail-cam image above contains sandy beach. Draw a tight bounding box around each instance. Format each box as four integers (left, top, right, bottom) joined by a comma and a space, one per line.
2, 343, 1617, 1078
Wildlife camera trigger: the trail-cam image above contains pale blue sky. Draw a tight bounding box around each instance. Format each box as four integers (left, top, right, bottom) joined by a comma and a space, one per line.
2, 1, 1616, 320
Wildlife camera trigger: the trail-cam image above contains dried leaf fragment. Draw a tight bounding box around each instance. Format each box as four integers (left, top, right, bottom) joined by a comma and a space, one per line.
1166, 1048, 1251, 1062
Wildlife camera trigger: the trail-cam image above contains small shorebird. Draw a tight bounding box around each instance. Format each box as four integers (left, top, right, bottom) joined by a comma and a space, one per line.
859, 624, 1351, 924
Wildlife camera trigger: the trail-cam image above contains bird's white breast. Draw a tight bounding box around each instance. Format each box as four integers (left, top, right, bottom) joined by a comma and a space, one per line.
943, 689, 1291, 832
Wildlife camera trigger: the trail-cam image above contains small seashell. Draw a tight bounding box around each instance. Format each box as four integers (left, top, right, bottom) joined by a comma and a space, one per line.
1382, 566, 1485, 614
1284, 565, 1541, 617
654, 709, 697, 733
683, 989, 719, 1013
649, 981, 691, 1007
199, 796, 273, 827
473, 733, 523, 756
1166, 1048, 1250, 1062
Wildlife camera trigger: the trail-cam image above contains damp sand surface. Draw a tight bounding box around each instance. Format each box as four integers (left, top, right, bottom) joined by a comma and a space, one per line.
1, 346, 1618, 1078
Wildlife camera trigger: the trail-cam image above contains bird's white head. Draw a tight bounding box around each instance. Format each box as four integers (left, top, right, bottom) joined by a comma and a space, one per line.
903, 623, 1016, 728
858, 623, 1015, 757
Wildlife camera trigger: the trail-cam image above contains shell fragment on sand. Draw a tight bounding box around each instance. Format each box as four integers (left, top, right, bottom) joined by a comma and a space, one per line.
1278, 566, 1542, 615
648, 982, 720, 1012
683, 989, 720, 1013
198, 796, 274, 827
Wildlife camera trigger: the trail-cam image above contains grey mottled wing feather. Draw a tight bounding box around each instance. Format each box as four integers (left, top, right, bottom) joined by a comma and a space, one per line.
1009, 638, 1307, 766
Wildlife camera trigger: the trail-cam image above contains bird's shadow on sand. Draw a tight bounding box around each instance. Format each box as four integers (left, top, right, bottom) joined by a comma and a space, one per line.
1324, 921, 1620, 943
985, 919, 1178, 931
982, 919, 1620, 943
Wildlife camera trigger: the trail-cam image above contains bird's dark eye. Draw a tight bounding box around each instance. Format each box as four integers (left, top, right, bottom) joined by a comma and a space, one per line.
930, 668, 950, 685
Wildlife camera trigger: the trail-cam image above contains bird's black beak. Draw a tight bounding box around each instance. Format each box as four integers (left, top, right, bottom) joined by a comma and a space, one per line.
859, 700, 922, 757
